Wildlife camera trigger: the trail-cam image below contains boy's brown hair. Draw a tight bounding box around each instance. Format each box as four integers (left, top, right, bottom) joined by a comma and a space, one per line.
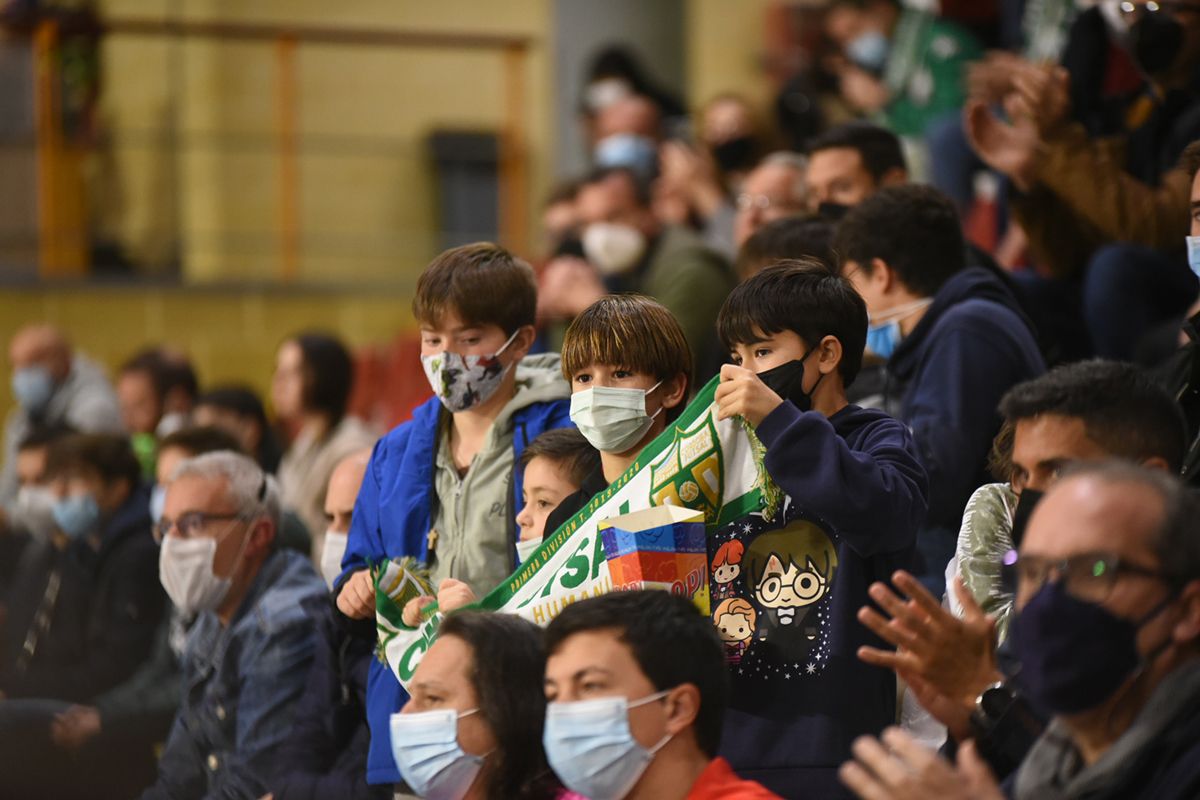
412, 242, 537, 335
561, 294, 693, 419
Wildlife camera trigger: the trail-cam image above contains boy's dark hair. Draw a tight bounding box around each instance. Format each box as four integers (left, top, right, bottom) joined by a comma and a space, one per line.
17, 424, 75, 453
736, 215, 835, 279
998, 360, 1187, 472
1181, 139, 1200, 180
581, 166, 653, 208
717, 258, 868, 387
45, 433, 142, 488
288, 332, 354, 426
195, 386, 268, 429
159, 426, 245, 458
520, 428, 601, 487
561, 294, 693, 422
833, 184, 966, 297
806, 121, 906, 183
545, 590, 728, 757
120, 347, 199, 406
439, 611, 559, 800
412, 242, 538, 337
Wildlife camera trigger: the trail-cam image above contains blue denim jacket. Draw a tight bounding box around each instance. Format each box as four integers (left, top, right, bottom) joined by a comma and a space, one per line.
141, 550, 327, 800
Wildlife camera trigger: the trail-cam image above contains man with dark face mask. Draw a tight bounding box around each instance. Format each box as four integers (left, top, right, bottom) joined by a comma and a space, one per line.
839, 463, 1200, 800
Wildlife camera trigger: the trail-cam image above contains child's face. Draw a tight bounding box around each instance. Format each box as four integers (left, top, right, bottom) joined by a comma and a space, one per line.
570, 363, 659, 394
420, 309, 512, 360
716, 612, 752, 643
516, 456, 580, 541
729, 328, 811, 374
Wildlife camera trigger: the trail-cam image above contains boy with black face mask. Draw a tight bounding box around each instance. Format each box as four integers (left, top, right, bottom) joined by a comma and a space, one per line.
712, 259, 929, 797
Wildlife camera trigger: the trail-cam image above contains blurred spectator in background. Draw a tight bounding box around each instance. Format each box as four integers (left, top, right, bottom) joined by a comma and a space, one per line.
142, 451, 325, 799
193, 385, 285, 475
1, 324, 123, 511
117, 346, 199, 478
269, 449, 388, 800
272, 333, 376, 558
733, 152, 810, 249
539, 166, 734, 379
593, 94, 664, 182
0, 433, 164, 799
836, 186, 1044, 593
735, 215, 836, 279
805, 121, 908, 214
824, 0, 981, 173
967, 0, 1200, 361
581, 44, 687, 139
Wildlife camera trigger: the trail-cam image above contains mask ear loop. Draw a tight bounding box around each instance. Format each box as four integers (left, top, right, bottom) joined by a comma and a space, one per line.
643, 380, 665, 420
1098, 587, 1181, 737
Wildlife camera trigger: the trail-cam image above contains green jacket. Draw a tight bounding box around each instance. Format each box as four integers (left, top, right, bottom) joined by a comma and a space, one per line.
883, 10, 982, 137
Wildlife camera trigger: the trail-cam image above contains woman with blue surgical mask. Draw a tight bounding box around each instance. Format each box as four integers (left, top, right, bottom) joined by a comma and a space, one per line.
390, 611, 567, 800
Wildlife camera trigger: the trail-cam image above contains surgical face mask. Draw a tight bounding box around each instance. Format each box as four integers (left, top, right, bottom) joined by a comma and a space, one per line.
14, 485, 57, 541
320, 530, 349, 589
544, 691, 673, 800
516, 536, 542, 564
846, 30, 890, 73
594, 133, 659, 180
583, 222, 647, 276
11, 365, 55, 415
757, 346, 822, 414
52, 493, 101, 540
390, 707, 486, 800
865, 298, 933, 360
159, 533, 238, 616
421, 329, 519, 414
570, 382, 662, 454
150, 484, 167, 525
1187, 235, 1200, 279
1011, 580, 1175, 715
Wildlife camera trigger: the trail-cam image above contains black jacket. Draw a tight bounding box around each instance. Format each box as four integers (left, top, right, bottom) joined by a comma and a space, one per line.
0, 484, 165, 701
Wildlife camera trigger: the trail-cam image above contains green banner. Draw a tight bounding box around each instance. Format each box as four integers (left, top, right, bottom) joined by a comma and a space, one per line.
374, 375, 778, 687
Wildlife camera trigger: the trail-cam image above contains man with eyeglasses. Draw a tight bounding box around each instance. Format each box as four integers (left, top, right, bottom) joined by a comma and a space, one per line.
140, 450, 326, 800
838, 462, 1200, 799
732, 152, 809, 248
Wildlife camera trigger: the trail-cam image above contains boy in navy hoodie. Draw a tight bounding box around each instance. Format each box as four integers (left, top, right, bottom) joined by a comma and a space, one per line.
713, 259, 929, 799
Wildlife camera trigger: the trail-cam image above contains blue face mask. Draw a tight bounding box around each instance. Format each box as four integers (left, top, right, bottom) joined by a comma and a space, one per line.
1186, 235, 1200, 278
866, 320, 901, 361
594, 133, 659, 180
846, 30, 890, 72
544, 691, 673, 800
52, 493, 101, 540
11, 365, 55, 415
390, 707, 486, 800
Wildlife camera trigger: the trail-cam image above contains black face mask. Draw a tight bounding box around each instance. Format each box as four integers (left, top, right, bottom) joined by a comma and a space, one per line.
1129, 12, 1185, 76
817, 201, 851, 222
711, 136, 758, 173
1010, 488, 1044, 550
758, 347, 824, 413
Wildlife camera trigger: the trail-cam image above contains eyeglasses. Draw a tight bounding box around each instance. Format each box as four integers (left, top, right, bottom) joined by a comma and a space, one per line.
1004, 550, 1168, 604
1119, 1, 1200, 16
154, 511, 248, 543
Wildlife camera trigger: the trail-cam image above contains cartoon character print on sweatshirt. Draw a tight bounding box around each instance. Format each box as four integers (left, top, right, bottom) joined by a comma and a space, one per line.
709, 497, 838, 678
711, 539, 745, 601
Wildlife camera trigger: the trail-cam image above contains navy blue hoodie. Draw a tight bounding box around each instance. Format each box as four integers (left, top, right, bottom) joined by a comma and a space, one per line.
713, 402, 928, 799
887, 267, 1045, 536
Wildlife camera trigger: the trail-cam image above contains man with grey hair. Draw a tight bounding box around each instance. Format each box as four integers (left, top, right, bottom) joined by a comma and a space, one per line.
839, 461, 1200, 800
141, 450, 326, 800
732, 151, 809, 248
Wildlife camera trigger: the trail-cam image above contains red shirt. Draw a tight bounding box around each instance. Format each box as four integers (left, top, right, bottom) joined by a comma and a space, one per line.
687, 757, 783, 800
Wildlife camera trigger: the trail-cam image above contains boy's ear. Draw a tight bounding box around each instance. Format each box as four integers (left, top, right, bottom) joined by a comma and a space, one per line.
663, 682, 701, 738
869, 257, 895, 293
508, 324, 537, 361
816, 335, 843, 376
661, 372, 689, 410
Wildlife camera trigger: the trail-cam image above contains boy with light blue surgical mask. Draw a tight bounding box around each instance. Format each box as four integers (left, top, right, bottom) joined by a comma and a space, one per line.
540, 294, 691, 540
543, 589, 780, 800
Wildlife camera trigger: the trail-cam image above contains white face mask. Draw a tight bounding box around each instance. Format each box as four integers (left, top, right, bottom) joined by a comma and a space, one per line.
320, 530, 349, 589
583, 222, 647, 276
516, 536, 542, 564
14, 485, 57, 541
570, 382, 662, 454
159, 534, 237, 616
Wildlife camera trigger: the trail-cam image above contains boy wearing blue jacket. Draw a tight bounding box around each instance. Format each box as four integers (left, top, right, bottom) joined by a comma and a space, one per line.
713, 259, 929, 799
335, 242, 572, 785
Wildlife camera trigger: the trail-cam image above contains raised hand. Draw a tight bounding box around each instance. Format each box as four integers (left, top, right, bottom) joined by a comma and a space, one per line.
840, 727, 1006, 800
